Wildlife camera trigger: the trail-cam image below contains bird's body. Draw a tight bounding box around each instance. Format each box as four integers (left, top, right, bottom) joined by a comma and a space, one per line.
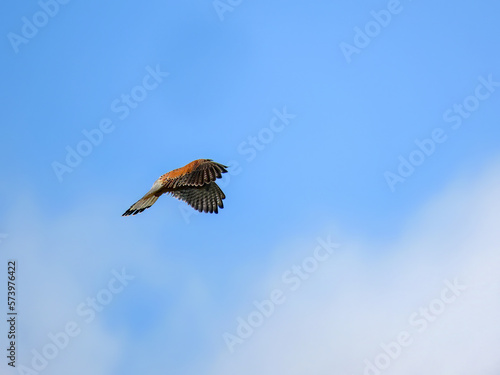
122, 159, 228, 216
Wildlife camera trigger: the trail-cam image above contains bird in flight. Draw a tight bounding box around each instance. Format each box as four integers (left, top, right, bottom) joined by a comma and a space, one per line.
122, 159, 228, 216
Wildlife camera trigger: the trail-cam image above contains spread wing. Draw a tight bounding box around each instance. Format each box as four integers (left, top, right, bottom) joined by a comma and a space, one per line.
170, 182, 225, 213
160, 159, 228, 190
122, 159, 228, 216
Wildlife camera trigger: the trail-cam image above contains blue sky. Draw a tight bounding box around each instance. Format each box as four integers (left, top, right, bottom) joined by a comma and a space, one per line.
1, 1, 500, 374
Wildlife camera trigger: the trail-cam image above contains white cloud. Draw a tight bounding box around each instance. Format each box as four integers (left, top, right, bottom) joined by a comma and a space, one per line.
0, 195, 189, 375
209, 159, 500, 375
3, 159, 500, 375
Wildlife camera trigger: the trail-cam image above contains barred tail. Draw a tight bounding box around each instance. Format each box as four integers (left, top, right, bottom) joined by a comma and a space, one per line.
122, 194, 159, 216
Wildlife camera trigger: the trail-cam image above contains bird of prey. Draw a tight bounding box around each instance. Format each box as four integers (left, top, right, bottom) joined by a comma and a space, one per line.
122, 159, 228, 216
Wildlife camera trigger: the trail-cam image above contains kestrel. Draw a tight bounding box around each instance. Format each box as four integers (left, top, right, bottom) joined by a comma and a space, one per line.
122, 159, 228, 216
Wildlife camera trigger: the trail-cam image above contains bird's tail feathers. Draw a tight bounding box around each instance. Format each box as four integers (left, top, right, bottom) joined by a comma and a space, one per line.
122, 194, 159, 216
